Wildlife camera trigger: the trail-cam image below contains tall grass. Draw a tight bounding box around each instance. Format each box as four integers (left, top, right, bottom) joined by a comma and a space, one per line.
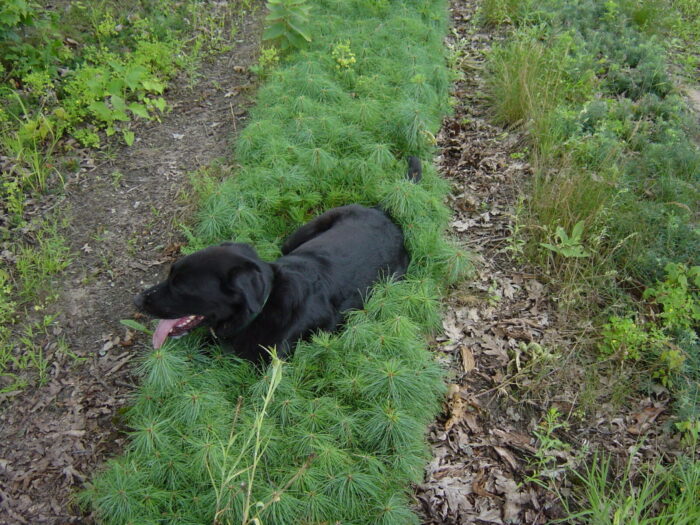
82, 1, 470, 523
560, 452, 700, 524
486, 0, 699, 292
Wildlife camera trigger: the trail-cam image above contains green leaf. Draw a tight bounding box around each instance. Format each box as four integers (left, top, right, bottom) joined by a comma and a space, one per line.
123, 130, 135, 146
142, 79, 165, 94
263, 23, 286, 41
128, 102, 150, 119
120, 319, 152, 334
571, 221, 585, 242
106, 78, 126, 97
151, 97, 167, 112
88, 100, 113, 122
287, 19, 312, 42
124, 66, 148, 91
110, 95, 128, 118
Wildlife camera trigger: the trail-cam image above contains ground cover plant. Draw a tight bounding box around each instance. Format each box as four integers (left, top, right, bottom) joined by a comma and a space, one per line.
0, 0, 247, 392
482, 0, 700, 520
81, 0, 470, 523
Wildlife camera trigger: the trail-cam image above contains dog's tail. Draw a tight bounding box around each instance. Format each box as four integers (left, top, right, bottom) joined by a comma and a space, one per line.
406, 156, 422, 183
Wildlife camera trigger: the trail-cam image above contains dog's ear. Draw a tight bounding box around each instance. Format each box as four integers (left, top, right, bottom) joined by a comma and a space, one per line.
227, 263, 268, 314
220, 242, 259, 260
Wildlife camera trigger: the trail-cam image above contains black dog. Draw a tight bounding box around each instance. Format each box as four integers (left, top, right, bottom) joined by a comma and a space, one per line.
134, 159, 420, 360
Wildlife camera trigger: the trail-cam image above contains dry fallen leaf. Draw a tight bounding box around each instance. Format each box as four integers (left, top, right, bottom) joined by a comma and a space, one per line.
460, 345, 476, 373
444, 384, 465, 431
493, 445, 519, 471
627, 405, 665, 435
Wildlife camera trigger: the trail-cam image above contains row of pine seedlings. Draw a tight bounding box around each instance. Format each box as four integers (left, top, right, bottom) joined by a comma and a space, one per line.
81, 1, 470, 523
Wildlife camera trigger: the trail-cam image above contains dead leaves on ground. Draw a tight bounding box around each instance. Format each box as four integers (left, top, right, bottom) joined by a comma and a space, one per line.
418, 2, 682, 523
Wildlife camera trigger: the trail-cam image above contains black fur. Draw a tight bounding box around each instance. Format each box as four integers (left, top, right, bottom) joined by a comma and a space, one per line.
134, 204, 409, 360
134, 157, 424, 360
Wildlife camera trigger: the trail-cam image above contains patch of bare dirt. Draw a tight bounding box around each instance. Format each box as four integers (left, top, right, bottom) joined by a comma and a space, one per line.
417, 2, 686, 524
0, 13, 263, 525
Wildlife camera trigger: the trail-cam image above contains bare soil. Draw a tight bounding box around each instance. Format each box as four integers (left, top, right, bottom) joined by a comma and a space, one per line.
0, 14, 263, 524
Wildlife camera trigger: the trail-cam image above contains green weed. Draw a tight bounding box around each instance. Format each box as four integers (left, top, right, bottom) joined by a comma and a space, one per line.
262, 0, 312, 53
479, 0, 534, 27
486, 0, 699, 298
540, 221, 590, 259
14, 220, 71, 301
250, 47, 280, 79
525, 407, 582, 488
0, 0, 251, 394
599, 263, 698, 391
559, 452, 700, 524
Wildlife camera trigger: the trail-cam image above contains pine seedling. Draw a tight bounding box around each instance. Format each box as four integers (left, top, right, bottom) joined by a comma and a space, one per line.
362, 357, 429, 408
197, 194, 231, 241
329, 408, 360, 447
394, 104, 431, 153
299, 146, 337, 174
392, 277, 442, 330
367, 142, 396, 169
128, 415, 173, 457
84, 1, 464, 522
349, 99, 382, 127
78, 459, 153, 524
383, 314, 420, 339
253, 486, 304, 524
174, 388, 221, 425
323, 469, 380, 517
435, 242, 474, 285
142, 453, 190, 491
296, 479, 336, 522
371, 492, 421, 525
389, 442, 432, 483
337, 317, 382, 354
137, 347, 189, 393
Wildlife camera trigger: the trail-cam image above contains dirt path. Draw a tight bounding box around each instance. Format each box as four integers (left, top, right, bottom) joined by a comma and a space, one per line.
415, 4, 561, 521
0, 14, 263, 524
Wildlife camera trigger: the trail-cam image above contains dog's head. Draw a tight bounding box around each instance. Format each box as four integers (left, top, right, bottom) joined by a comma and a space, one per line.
134, 242, 273, 348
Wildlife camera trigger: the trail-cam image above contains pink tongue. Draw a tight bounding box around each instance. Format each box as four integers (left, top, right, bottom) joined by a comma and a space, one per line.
153, 318, 184, 349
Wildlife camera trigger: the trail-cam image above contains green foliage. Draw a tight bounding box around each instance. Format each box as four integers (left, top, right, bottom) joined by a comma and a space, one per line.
331, 40, 356, 71
525, 407, 578, 486
479, 0, 535, 27
599, 316, 666, 361
644, 263, 700, 331
601, 263, 699, 391
249, 47, 280, 79
0, 0, 245, 393
540, 221, 590, 259
485, 0, 700, 293
262, 0, 312, 53
83, 1, 465, 522
13, 219, 71, 300
561, 452, 700, 524
0, 0, 241, 206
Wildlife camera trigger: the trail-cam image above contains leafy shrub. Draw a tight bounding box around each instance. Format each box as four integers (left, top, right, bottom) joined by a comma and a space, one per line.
601, 263, 699, 389
262, 0, 312, 52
